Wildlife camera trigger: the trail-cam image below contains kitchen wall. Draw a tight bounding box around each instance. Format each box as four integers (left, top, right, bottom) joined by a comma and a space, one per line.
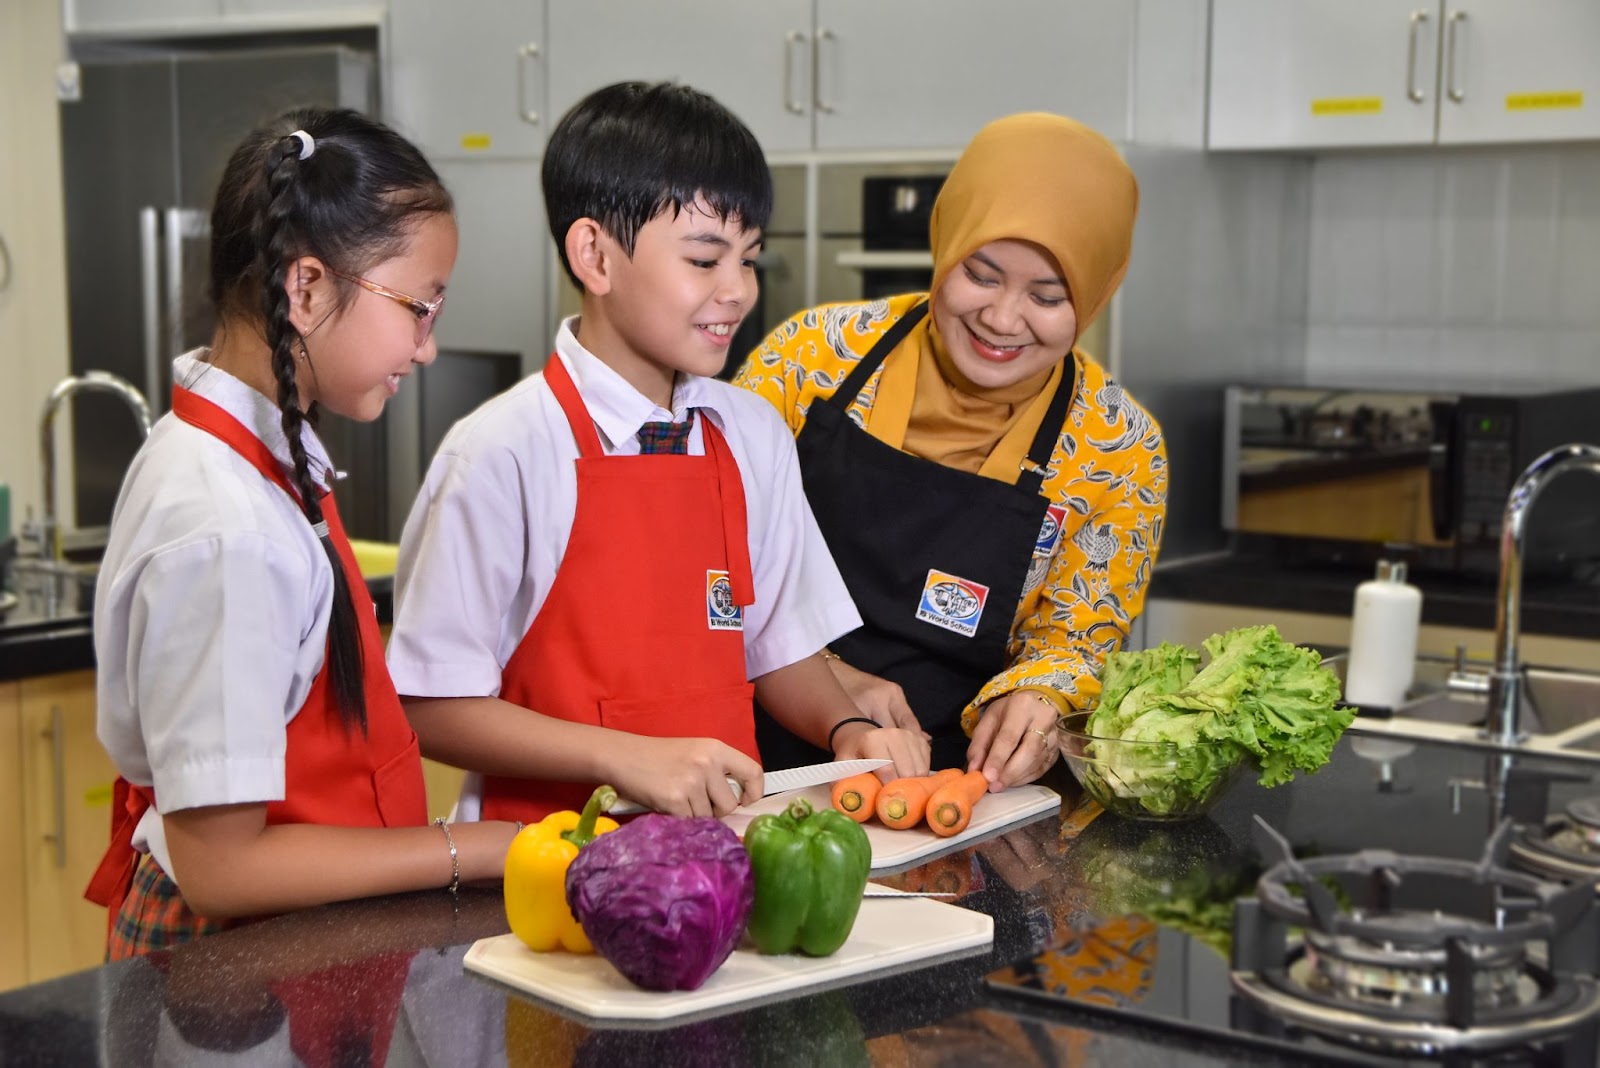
1304, 145, 1600, 388
0, 0, 73, 534
1116, 148, 1313, 560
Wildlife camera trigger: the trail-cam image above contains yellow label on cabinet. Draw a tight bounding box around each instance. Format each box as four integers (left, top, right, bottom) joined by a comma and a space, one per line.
84, 783, 113, 807
460, 132, 493, 151
1311, 97, 1384, 116
1506, 91, 1583, 111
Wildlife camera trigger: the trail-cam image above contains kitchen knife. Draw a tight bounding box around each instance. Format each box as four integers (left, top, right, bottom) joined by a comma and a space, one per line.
611, 758, 890, 815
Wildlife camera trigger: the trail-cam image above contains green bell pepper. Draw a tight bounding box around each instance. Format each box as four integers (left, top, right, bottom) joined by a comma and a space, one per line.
743, 796, 872, 956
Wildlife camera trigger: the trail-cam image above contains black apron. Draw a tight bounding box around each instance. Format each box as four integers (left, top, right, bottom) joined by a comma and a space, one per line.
756, 301, 1077, 771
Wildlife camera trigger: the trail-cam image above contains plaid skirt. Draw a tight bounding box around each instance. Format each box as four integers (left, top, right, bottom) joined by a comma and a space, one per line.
106, 853, 239, 961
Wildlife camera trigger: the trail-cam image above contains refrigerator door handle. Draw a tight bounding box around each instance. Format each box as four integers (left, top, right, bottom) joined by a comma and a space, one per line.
162, 208, 211, 410
139, 207, 163, 412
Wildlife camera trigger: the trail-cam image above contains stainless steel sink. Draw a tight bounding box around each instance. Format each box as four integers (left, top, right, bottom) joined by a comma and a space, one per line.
1323, 651, 1600, 756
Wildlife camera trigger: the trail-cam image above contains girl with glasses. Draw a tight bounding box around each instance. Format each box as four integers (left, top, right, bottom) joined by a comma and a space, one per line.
86, 107, 519, 958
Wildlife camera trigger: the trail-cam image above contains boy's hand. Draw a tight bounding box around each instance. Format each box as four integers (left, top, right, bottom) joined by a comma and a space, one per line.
825, 657, 924, 734
832, 723, 930, 781
607, 737, 763, 819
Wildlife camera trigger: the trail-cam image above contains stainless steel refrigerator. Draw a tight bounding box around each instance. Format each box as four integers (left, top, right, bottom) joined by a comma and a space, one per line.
58, 45, 388, 535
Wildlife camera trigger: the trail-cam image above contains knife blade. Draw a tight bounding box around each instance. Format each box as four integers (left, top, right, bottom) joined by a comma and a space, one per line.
611, 758, 890, 815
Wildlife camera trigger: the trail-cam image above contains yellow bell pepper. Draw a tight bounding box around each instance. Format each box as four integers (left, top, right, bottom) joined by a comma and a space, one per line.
504, 785, 619, 953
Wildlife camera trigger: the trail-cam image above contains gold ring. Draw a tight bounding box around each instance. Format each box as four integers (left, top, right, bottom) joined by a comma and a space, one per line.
1028, 727, 1051, 742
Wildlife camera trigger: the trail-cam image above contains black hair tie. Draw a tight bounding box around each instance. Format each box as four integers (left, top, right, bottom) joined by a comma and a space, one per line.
828, 716, 881, 752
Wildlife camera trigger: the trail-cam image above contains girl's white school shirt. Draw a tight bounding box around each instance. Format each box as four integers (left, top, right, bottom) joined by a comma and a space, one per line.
94, 353, 340, 884
387, 319, 863, 817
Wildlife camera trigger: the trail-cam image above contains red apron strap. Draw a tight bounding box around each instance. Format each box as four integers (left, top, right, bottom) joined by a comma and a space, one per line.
702, 415, 754, 607
171, 386, 305, 502
84, 777, 154, 913
542, 354, 606, 459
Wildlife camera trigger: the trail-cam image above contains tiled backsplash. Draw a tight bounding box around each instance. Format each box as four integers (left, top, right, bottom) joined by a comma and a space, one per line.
1305, 145, 1600, 388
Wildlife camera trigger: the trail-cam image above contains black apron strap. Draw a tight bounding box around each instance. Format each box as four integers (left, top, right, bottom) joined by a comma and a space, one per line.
827, 301, 930, 411
1015, 358, 1078, 496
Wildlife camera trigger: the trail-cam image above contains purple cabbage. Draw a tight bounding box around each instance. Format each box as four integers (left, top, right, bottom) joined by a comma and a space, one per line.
565, 814, 753, 991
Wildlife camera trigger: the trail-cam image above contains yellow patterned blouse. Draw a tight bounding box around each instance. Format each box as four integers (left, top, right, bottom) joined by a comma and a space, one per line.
735, 294, 1168, 735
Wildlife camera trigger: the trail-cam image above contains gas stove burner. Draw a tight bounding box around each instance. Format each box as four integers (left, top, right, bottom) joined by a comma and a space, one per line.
1302, 913, 1528, 1010
1565, 797, 1600, 837
1231, 817, 1600, 1055
1509, 811, 1600, 886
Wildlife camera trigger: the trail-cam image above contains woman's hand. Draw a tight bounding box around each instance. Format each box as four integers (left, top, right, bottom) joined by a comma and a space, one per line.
831, 721, 931, 780
966, 691, 1059, 792
824, 656, 925, 734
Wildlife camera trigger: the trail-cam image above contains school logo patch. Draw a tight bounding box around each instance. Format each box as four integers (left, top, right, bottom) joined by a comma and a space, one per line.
1035, 504, 1067, 557
916, 569, 989, 638
706, 570, 743, 630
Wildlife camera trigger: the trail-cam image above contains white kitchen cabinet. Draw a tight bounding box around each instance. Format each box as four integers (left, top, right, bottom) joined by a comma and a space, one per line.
1209, 0, 1442, 150
546, 0, 814, 156
1435, 0, 1600, 145
811, 0, 1132, 151
66, 0, 222, 34
387, 0, 546, 160
543, 0, 1133, 156
219, 0, 384, 29
1211, 0, 1600, 150
431, 159, 547, 371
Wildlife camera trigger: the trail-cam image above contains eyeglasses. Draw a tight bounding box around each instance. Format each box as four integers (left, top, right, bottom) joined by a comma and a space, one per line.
328, 268, 445, 347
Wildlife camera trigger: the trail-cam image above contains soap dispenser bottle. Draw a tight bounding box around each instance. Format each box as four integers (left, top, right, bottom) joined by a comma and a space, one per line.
1343, 560, 1423, 710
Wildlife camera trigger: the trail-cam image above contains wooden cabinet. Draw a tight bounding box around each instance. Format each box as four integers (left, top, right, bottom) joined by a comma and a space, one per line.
0, 683, 25, 993
387, 0, 547, 160
0, 671, 118, 992
1210, 0, 1600, 150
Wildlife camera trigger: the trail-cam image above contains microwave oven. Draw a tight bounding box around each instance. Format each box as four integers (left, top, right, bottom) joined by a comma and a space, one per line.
1221, 384, 1600, 574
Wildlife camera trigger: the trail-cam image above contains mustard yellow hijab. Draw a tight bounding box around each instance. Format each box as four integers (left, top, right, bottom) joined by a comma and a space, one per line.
868, 113, 1140, 477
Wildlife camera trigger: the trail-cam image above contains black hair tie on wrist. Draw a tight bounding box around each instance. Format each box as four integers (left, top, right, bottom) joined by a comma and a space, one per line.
828, 716, 881, 752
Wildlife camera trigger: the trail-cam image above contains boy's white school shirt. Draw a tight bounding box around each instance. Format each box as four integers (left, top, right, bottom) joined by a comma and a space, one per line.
388, 319, 863, 817
94, 353, 342, 885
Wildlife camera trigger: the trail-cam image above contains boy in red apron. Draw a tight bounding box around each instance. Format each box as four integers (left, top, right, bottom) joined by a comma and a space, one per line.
86, 109, 519, 958
388, 82, 930, 823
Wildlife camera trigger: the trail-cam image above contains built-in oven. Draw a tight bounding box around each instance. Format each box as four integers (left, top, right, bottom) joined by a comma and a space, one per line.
1222, 384, 1600, 575
813, 163, 949, 309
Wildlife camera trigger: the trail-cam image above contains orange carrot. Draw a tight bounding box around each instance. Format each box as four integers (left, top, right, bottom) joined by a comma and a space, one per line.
875, 768, 962, 830
831, 771, 883, 823
925, 770, 990, 837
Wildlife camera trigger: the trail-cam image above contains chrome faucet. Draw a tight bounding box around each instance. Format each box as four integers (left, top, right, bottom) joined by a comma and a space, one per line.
28, 371, 153, 563
1484, 443, 1600, 745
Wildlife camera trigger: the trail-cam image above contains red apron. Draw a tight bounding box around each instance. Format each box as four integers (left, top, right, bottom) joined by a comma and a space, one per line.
480, 355, 759, 823
85, 387, 429, 930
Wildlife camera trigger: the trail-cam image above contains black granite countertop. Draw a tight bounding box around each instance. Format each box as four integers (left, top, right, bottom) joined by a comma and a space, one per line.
0, 577, 394, 684
5, 737, 1599, 1067
1150, 551, 1600, 640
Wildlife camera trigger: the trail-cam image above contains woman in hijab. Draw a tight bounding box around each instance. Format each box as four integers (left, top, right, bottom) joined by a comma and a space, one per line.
735, 112, 1164, 791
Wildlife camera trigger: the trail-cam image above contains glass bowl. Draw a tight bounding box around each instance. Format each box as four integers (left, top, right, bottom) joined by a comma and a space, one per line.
1057, 711, 1247, 822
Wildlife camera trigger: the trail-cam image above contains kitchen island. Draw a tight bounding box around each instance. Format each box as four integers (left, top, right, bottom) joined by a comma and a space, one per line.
4, 733, 1598, 1066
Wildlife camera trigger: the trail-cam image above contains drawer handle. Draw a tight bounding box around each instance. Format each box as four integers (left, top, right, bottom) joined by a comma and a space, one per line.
42, 706, 66, 870
1406, 9, 1430, 103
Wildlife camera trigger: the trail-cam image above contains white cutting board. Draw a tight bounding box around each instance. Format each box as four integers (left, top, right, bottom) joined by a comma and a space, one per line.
720, 783, 1060, 871
463, 893, 992, 1022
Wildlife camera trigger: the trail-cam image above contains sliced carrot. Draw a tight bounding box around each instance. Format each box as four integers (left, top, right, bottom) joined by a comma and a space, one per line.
875, 768, 962, 830
925, 770, 990, 837
831, 771, 883, 823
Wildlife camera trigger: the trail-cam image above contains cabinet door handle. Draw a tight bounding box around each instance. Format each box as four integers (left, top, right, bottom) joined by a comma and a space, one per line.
42, 706, 66, 870
138, 208, 161, 409
782, 30, 808, 115
813, 27, 836, 115
1445, 9, 1468, 103
517, 42, 541, 124
0, 231, 11, 291
1406, 9, 1430, 103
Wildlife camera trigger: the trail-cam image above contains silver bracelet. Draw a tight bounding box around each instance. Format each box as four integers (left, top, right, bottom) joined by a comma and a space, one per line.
433, 817, 460, 894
